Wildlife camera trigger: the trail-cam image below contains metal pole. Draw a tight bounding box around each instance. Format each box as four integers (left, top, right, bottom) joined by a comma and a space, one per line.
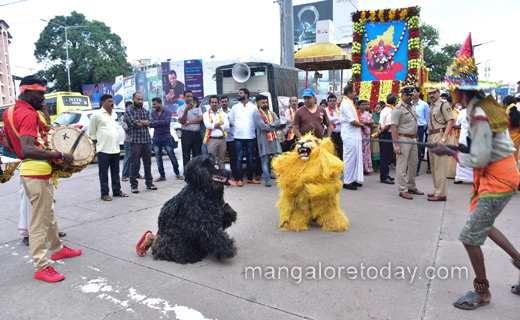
341, 69, 343, 95
64, 27, 71, 92
283, 0, 294, 67
332, 61, 335, 95
279, 0, 284, 65
306, 63, 308, 89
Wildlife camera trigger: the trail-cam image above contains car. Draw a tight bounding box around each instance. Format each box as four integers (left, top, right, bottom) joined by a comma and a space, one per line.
52, 109, 179, 152
171, 114, 182, 139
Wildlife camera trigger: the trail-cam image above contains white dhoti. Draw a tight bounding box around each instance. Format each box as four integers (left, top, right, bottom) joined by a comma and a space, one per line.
455, 164, 474, 182
343, 139, 364, 184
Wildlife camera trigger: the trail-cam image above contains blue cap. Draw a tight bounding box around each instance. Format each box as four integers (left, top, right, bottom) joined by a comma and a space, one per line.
302, 89, 315, 98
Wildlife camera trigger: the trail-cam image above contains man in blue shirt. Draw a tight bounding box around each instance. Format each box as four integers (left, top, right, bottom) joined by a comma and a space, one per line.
93, 84, 102, 109
413, 86, 429, 175
151, 97, 182, 181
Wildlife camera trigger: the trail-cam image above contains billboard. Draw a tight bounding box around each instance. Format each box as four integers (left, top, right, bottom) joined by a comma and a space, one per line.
161, 61, 185, 113
146, 68, 162, 110
184, 59, 204, 101
361, 21, 409, 82
135, 72, 148, 110
82, 83, 101, 109
293, 1, 332, 45
123, 75, 136, 103
293, 0, 356, 45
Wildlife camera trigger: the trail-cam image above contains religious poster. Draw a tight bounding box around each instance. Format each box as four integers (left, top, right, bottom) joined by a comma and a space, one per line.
361, 20, 408, 82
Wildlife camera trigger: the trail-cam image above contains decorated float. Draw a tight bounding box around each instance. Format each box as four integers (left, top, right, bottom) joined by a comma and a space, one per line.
347, 6, 428, 108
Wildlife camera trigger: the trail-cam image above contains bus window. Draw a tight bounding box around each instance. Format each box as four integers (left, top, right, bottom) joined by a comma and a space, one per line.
45, 98, 58, 116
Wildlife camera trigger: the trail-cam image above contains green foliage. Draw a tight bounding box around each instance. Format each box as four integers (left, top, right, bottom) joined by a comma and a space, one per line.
420, 23, 461, 82
34, 11, 132, 93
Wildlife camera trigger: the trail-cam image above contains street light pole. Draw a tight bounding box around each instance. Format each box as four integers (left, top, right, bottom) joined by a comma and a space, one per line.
40, 19, 87, 92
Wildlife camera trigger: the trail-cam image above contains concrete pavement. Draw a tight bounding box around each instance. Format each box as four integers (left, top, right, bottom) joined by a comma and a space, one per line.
1, 152, 519, 320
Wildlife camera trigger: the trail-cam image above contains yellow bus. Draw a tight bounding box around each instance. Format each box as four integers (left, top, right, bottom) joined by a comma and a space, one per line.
0, 92, 92, 125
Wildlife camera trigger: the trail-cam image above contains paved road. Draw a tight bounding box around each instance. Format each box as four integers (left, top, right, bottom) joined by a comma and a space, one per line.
1, 151, 519, 319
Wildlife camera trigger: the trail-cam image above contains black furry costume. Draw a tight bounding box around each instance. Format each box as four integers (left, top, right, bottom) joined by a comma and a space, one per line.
151, 154, 238, 264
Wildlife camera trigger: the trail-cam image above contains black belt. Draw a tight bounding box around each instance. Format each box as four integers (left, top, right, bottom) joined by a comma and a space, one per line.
418, 125, 425, 128
209, 136, 225, 140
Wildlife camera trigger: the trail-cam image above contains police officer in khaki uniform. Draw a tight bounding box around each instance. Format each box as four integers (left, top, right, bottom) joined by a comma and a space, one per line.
391, 86, 424, 199
427, 88, 454, 201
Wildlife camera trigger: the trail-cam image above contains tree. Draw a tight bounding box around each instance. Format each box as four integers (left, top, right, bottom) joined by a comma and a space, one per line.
420, 23, 461, 82
35, 11, 132, 92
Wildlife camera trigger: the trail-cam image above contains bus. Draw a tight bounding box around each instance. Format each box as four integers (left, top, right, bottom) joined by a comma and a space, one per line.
0, 92, 92, 125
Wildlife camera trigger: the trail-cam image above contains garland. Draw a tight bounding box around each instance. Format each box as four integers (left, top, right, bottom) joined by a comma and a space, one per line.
348, 6, 421, 109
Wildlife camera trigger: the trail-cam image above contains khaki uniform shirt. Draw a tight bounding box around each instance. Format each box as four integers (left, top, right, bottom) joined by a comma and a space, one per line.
427, 99, 454, 132
390, 101, 418, 135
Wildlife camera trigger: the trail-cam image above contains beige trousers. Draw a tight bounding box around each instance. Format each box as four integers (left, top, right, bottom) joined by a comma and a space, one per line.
428, 133, 448, 197
21, 177, 62, 272
207, 137, 227, 169
396, 136, 418, 193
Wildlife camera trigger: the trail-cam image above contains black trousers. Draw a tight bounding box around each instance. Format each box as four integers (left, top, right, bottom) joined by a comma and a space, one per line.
330, 132, 343, 161
130, 142, 153, 188
226, 140, 238, 179
97, 152, 121, 197
379, 132, 394, 180
283, 137, 297, 152
181, 130, 202, 168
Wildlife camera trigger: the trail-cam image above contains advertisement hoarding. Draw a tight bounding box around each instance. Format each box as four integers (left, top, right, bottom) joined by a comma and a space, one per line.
161, 61, 185, 113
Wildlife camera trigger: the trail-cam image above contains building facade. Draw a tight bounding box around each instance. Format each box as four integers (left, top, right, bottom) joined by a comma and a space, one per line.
0, 20, 15, 105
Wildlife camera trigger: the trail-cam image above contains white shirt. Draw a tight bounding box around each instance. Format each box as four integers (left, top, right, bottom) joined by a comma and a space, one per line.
203, 109, 229, 137
285, 107, 297, 131
229, 102, 257, 139
89, 108, 120, 154
455, 108, 469, 145
340, 98, 362, 140
379, 105, 393, 129
325, 107, 341, 133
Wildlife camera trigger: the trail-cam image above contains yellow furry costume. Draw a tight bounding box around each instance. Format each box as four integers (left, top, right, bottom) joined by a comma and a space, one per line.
272, 133, 350, 232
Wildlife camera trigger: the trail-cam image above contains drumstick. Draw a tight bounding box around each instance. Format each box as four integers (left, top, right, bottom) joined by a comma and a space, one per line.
69, 131, 85, 155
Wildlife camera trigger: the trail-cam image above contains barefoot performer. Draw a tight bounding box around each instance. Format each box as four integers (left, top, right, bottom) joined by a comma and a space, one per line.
4, 76, 82, 282
428, 34, 520, 309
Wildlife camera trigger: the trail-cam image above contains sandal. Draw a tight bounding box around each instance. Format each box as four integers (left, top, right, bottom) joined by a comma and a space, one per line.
58, 231, 66, 237
131, 188, 139, 194
176, 175, 184, 180
426, 168, 431, 174
512, 285, 520, 295
146, 184, 157, 190
101, 195, 113, 201
23, 237, 29, 246
453, 291, 490, 310
113, 193, 129, 197
136, 230, 152, 257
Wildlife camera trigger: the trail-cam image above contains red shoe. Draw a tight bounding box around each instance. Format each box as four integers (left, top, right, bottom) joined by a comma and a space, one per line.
34, 266, 65, 282
51, 246, 82, 260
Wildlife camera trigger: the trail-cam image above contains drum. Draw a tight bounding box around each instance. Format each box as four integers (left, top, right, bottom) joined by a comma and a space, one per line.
0, 156, 21, 184
47, 124, 95, 178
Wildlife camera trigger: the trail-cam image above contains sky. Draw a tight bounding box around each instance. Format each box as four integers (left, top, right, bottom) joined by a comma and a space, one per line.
2, 0, 519, 85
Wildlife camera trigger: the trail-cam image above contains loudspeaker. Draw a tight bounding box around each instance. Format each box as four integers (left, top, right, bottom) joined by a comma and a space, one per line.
232, 63, 251, 83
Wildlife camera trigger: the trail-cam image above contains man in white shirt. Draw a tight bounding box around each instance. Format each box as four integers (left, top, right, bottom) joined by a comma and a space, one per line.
326, 94, 342, 160
378, 93, 397, 184
228, 88, 260, 186
283, 96, 298, 152
221, 96, 237, 181
90, 94, 128, 201
340, 85, 364, 190
203, 95, 229, 170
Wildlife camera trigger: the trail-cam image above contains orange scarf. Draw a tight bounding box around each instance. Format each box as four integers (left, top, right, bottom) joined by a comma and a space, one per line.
203, 110, 227, 143
327, 106, 340, 129
260, 108, 277, 141
287, 107, 295, 140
